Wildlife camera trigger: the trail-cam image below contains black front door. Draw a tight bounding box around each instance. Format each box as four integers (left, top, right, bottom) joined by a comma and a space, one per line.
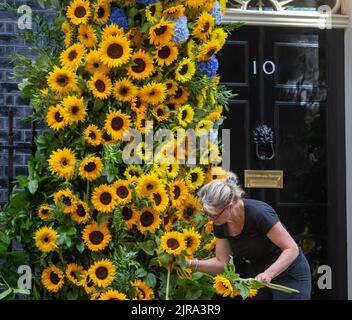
218, 26, 347, 299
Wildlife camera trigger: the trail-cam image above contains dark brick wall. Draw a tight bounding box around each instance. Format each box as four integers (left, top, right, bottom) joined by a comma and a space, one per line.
0, 1, 55, 207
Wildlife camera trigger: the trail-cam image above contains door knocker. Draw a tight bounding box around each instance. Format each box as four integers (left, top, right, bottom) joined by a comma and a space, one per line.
253, 124, 275, 160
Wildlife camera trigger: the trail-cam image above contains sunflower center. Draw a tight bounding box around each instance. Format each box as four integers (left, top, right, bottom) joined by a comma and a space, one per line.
50, 272, 61, 285
68, 50, 77, 61
166, 82, 173, 90
89, 230, 104, 245
166, 238, 180, 250
158, 46, 171, 59
135, 97, 141, 108
153, 193, 162, 205
55, 111, 64, 122
111, 117, 123, 131
174, 87, 183, 99
132, 58, 146, 73
57, 75, 68, 86
141, 211, 154, 227
186, 237, 193, 247
137, 287, 146, 299
154, 25, 167, 36
107, 43, 123, 59
173, 186, 181, 199
167, 102, 176, 111
41, 208, 49, 215
150, 5, 156, 16
119, 86, 129, 96
103, 132, 111, 141
100, 192, 112, 205
75, 6, 87, 18
95, 79, 106, 92
97, 7, 105, 18
86, 275, 94, 287
202, 22, 210, 33
117, 186, 129, 198
93, 62, 100, 68
70, 271, 80, 281
122, 207, 133, 220
185, 207, 194, 218
43, 237, 49, 243
207, 48, 216, 57
88, 131, 96, 140
63, 196, 72, 206
84, 162, 97, 172
179, 64, 188, 75
71, 106, 79, 114
157, 108, 164, 117
146, 183, 155, 191
95, 266, 108, 280
191, 172, 198, 183
181, 110, 187, 120
149, 90, 156, 97
77, 204, 87, 217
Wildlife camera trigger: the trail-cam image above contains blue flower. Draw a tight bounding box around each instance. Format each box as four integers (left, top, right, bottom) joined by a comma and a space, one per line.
168, 16, 189, 44
136, 0, 159, 4
197, 56, 219, 78
210, 1, 223, 25
107, 8, 129, 31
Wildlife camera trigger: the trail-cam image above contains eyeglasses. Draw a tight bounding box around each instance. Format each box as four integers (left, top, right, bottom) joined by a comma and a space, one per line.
205, 203, 231, 220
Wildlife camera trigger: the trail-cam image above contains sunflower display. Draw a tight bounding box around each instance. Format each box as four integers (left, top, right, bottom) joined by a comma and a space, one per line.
3, 0, 264, 301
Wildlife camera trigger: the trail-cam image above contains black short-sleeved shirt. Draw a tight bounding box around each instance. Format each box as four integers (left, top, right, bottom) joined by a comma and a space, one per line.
214, 198, 282, 276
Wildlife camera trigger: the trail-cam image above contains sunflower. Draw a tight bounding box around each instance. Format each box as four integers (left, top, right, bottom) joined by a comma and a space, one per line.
61, 20, 73, 47
204, 220, 214, 234
124, 164, 141, 179
61, 96, 86, 124
88, 259, 116, 288
104, 110, 131, 141
85, 50, 109, 74
93, 0, 110, 25
99, 290, 128, 300
163, 5, 185, 19
145, 2, 162, 22
34, 227, 58, 253
211, 28, 228, 48
66, 0, 91, 25
88, 72, 112, 99
38, 205, 54, 220
135, 114, 152, 135
193, 12, 215, 41
149, 20, 175, 46
78, 156, 103, 181
152, 104, 170, 122
66, 263, 85, 286
175, 58, 195, 83
82, 272, 96, 294
131, 96, 148, 114
183, 228, 201, 255
185, 167, 205, 191
46, 105, 67, 131
71, 200, 91, 224
177, 104, 194, 127
84, 124, 103, 146
132, 280, 154, 300
200, 141, 221, 165
113, 78, 138, 102
48, 147, 76, 180
102, 23, 124, 38
168, 179, 188, 207
160, 231, 186, 256
121, 206, 138, 228
54, 188, 77, 214
171, 85, 189, 105
41, 265, 65, 293
112, 180, 132, 205
154, 43, 178, 66
213, 275, 234, 298
187, 38, 196, 58
101, 130, 114, 145
78, 24, 98, 48
165, 163, 179, 179
204, 166, 228, 184
91, 184, 117, 213
140, 82, 166, 105
48, 66, 76, 94
148, 188, 169, 213
128, 50, 154, 80
136, 173, 162, 197
185, 0, 207, 8
177, 194, 201, 222
60, 43, 86, 70
198, 40, 221, 61
82, 221, 112, 251
126, 28, 143, 47
206, 111, 221, 122
248, 289, 258, 298
99, 35, 132, 68
165, 79, 178, 95
136, 207, 162, 234
203, 237, 216, 251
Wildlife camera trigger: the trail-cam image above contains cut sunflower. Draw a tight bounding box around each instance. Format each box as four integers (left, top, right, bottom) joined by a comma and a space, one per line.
160, 231, 186, 256
99, 290, 128, 300
121, 206, 138, 228
54, 188, 77, 214
177, 104, 194, 127
112, 180, 132, 205
192, 12, 215, 41
132, 279, 154, 300
136, 207, 162, 234
124, 164, 141, 179
140, 82, 166, 105
60, 43, 86, 70
61, 96, 87, 124
66, 263, 85, 286
148, 188, 169, 213
61, 20, 73, 47
93, 0, 110, 25
176, 194, 202, 222
175, 58, 195, 83
85, 50, 110, 74
183, 228, 201, 255
38, 205, 54, 220
146, 2, 162, 23
82, 221, 112, 251
211, 28, 228, 48
34, 227, 58, 253
154, 43, 178, 66
165, 79, 178, 95
88, 259, 116, 288
104, 110, 131, 141
185, 167, 205, 191
78, 24, 98, 48
198, 40, 221, 61
131, 96, 148, 114
41, 265, 65, 293
102, 23, 124, 38
151, 104, 170, 122
71, 199, 91, 224
84, 124, 103, 146
127, 50, 154, 80
113, 78, 138, 102
81, 272, 96, 294
48, 66, 76, 94
136, 173, 162, 197
149, 20, 175, 46
163, 5, 185, 19
46, 105, 67, 131
48, 147, 76, 180
168, 179, 188, 207
213, 275, 235, 298
99, 35, 132, 68
66, 0, 91, 25
171, 85, 189, 105
78, 156, 103, 181
88, 72, 112, 99
91, 184, 117, 213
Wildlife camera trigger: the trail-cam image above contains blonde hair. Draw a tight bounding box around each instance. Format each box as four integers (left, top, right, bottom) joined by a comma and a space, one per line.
197, 171, 245, 212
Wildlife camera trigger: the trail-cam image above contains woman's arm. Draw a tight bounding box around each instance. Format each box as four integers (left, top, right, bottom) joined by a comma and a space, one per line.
255, 221, 299, 282
186, 238, 232, 274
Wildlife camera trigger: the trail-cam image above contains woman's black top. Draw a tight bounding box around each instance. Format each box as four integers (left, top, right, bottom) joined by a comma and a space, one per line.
213, 198, 284, 277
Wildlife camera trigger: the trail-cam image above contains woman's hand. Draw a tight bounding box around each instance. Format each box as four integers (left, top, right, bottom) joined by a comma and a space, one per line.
255, 271, 273, 283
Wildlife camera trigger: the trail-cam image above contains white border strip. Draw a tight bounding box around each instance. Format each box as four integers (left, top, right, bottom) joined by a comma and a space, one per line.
224, 8, 350, 29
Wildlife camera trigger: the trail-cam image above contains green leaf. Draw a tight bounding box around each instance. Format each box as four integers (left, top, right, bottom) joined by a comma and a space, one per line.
191, 289, 203, 299
28, 180, 38, 194
16, 176, 28, 188
76, 242, 85, 254
138, 240, 155, 256
97, 213, 108, 228
13, 288, 30, 295
144, 273, 156, 288
191, 272, 204, 281
57, 233, 66, 245
135, 268, 148, 278
0, 288, 13, 300
66, 227, 77, 236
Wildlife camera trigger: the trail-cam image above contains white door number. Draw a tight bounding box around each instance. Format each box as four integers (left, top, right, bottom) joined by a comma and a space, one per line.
253, 60, 276, 75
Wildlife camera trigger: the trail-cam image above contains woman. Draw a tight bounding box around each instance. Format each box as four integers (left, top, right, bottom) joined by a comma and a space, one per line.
186, 172, 312, 300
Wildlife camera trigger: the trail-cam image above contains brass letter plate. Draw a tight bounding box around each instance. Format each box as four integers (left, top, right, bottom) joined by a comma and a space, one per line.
244, 170, 283, 189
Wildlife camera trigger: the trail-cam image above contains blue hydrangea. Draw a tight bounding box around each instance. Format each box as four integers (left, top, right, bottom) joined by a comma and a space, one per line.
106, 8, 129, 31
210, 1, 223, 25
168, 15, 189, 44
136, 0, 159, 4
197, 56, 219, 78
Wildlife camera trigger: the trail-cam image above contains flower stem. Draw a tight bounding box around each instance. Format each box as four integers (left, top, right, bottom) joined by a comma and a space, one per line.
166, 266, 171, 300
